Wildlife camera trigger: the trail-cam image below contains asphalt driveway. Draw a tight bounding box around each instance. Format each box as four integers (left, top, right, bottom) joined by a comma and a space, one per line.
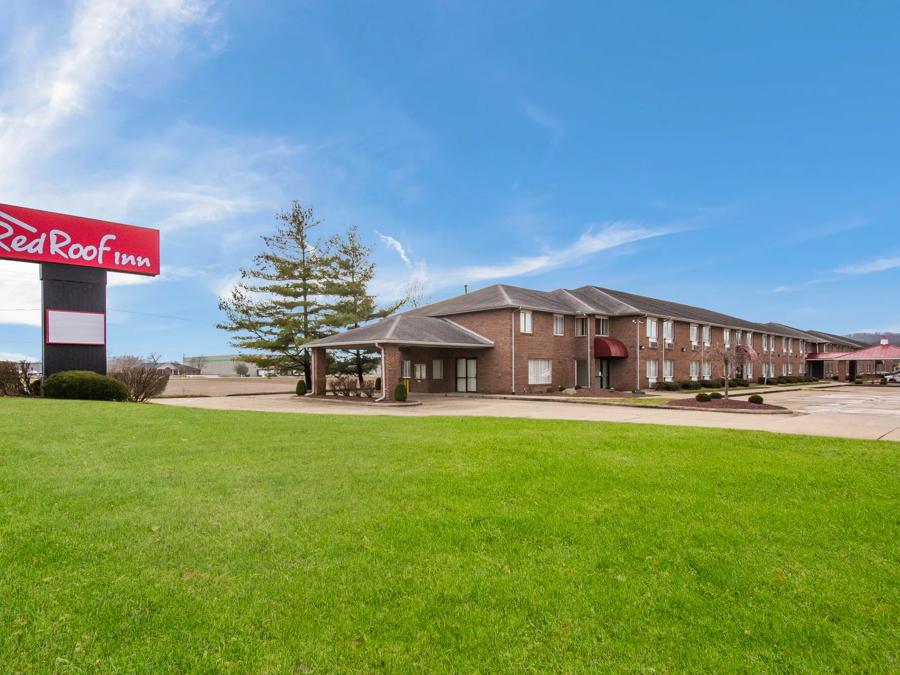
153, 385, 900, 441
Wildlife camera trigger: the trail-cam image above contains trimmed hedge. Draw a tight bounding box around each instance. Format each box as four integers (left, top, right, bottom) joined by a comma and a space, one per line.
749, 394, 764, 404
728, 378, 750, 387
393, 382, 408, 402
709, 391, 723, 400
679, 380, 701, 390
695, 392, 711, 402
700, 378, 724, 388
43, 370, 128, 402
655, 381, 681, 391
296, 380, 307, 396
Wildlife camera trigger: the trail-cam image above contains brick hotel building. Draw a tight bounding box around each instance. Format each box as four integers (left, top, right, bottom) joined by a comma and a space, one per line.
305, 284, 867, 400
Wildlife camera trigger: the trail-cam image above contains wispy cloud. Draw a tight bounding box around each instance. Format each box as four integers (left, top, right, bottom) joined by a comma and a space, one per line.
835, 256, 900, 276
519, 98, 564, 144
451, 221, 672, 283
376, 231, 412, 266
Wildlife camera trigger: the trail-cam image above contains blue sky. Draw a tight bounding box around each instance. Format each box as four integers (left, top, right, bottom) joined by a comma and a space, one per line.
1, 0, 899, 362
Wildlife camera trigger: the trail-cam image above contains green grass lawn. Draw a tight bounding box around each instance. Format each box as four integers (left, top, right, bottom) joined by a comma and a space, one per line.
1, 399, 897, 672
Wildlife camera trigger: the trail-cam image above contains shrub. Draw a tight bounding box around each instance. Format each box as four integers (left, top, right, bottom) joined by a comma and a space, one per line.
109, 366, 170, 402
296, 380, 307, 396
0, 361, 38, 397
679, 380, 701, 390
757, 376, 768, 384
393, 382, 408, 402
655, 381, 681, 391
700, 378, 724, 389
43, 370, 128, 402
374, 377, 381, 391
749, 394, 764, 404
695, 392, 711, 402
880, 377, 888, 386
709, 391, 723, 400
729, 378, 749, 387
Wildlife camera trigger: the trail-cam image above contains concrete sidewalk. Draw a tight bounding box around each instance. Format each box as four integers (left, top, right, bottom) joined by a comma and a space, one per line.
153, 388, 900, 442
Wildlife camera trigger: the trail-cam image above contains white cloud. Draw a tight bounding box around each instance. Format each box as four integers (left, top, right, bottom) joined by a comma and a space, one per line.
0, 261, 41, 326
520, 98, 564, 144
0, 351, 39, 363
376, 231, 412, 266
835, 256, 900, 276
451, 221, 671, 283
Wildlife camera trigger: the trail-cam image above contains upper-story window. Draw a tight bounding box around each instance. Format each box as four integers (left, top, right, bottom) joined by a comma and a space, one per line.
663, 320, 674, 346
690, 323, 699, 346
723, 327, 731, 347
702, 325, 711, 346
520, 310, 533, 334
798, 340, 805, 354
575, 317, 588, 336
595, 317, 609, 336
552, 314, 565, 336
646, 318, 658, 346
735, 329, 742, 346
787, 337, 793, 353
782, 336, 788, 352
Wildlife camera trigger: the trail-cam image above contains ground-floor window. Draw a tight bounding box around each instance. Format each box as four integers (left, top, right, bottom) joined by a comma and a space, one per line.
702, 361, 711, 379
456, 358, 476, 392
663, 359, 674, 382
402, 360, 412, 378
746, 363, 753, 379
782, 363, 788, 376
414, 363, 426, 379
528, 359, 552, 385
788, 363, 794, 375
690, 361, 699, 381
432, 359, 443, 379
646, 359, 658, 385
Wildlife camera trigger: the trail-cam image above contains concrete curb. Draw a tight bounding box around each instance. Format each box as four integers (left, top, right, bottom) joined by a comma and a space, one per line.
299, 395, 421, 408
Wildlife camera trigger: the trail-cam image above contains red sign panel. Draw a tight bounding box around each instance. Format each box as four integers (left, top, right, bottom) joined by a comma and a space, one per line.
0, 203, 160, 275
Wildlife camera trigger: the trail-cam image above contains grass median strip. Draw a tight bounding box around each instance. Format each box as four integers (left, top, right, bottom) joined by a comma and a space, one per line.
1, 398, 896, 671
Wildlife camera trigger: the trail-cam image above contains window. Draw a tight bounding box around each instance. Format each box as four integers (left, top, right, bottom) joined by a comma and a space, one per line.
647, 318, 658, 346
690, 361, 700, 381
553, 314, 565, 336
432, 359, 443, 379
528, 359, 552, 385
735, 330, 742, 346
520, 310, 533, 334
663, 359, 674, 382
782, 336, 788, 352
575, 317, 588, 336
746, 363, 753, 379
702, 325, 711, 346
723, 328, 731, 347
663, 320, 674, 346
595, 316, 609, 336
788, 362, 793, 375
746, 331, 753, 347
646, 359, 658, 384
799, 340, 805, 354
690, 323, 699, 346
414, 363, 427, 380
787, 338, 793, 354
782, 362, 788, 376
702, 361, 711, 379
401, 360, 412, 378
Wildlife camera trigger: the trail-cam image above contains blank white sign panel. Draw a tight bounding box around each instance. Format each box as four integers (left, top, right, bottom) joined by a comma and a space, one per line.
46, 310, 106, 345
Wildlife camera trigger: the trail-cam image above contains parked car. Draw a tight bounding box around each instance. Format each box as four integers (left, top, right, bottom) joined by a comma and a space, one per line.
886, 369, 900, 383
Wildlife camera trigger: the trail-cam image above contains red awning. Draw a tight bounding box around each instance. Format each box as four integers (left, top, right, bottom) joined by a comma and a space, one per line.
593, 337, 628, 358
806, 352, 849, 361
737, 345, 759, 361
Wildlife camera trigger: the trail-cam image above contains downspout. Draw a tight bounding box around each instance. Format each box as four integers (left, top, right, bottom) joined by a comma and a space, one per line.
511, 309, 517, 394
375, 342, 387, 402
587, 314, 592, 387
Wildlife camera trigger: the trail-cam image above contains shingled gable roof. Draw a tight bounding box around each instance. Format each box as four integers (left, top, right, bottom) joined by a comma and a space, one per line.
304, 315, 494, 348
758, 323, 822, 342
406, 283, 574, 317
803, 330, 869, 349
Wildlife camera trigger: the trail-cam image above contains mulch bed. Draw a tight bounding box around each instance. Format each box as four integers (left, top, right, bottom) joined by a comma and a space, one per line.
669, 398, 786, 411
537, 388, 644, 398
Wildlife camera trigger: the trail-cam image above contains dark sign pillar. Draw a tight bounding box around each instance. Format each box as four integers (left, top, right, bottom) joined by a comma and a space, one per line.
41, 263, 108, 377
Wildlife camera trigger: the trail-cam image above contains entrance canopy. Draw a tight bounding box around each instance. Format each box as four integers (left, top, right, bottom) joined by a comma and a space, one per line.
737, 345, 759, 361
305, 314, 494, 350
834, 343, 900, 361
593, 337, 628, 358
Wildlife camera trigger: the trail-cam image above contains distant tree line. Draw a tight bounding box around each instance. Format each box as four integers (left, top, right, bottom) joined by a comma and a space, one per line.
217, 201, 414, 389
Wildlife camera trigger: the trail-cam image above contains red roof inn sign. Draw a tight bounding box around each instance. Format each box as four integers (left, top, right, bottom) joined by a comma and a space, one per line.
0, 203, 159, 275
0, 203, 160, 377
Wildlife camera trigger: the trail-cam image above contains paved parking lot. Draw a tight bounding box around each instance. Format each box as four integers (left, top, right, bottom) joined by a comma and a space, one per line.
154, 385, 900, 441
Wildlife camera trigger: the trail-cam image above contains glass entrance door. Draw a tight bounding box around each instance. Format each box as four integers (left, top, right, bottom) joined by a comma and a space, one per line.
456, 358, 477, 392
594, 358, 609, 388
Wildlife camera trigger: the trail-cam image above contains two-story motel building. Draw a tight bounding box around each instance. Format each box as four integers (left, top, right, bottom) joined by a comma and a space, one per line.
305, 284, 867, 400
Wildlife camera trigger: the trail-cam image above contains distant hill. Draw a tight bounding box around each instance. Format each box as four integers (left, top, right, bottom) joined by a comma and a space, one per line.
846, 332, 900, 346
